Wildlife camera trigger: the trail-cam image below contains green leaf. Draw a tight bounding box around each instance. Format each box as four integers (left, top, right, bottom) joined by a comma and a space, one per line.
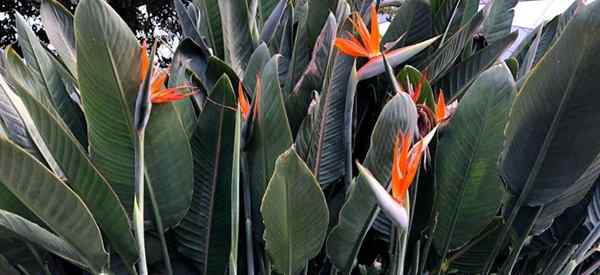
0, 136, 107, 273
382, 0, 432, 48
286, 13, 336, 136
218, 0, 257, 75
327, 93, 418, 273
500, 0, 600, 234
432, 64, 515, 256
481, 0, 518, 44
423, 11, 485, 81
261, 147, 329, 275
243, 43, 272, 97
245, 55, 293, 238
192, 0, 224, 58
585, 184, 599, 230
40, 0, 77, 77
434, 31, 517, 99
397, 65, 435, 110
175, 75, 239, 274
306, 0, 337, 47
174, 0, 210, 50
0, 210, 87, 268
448, 219, 504, 273
296, 51, 357, 187
6, 74, 138, 267
13, 15, 86, 144
75, 0, 140, 208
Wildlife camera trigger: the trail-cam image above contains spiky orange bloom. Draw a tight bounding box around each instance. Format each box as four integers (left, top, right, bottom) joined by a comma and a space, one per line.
238, 82, 250, 119
391, 132, 425, 204
435, 91, 447, 124
411, 74, 428, 103
335, 5, 382, 59
139, 41, 194, 104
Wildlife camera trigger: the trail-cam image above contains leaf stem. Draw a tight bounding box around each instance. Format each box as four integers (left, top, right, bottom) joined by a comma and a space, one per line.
499, 206, 543, 275
134, 131, 148, 275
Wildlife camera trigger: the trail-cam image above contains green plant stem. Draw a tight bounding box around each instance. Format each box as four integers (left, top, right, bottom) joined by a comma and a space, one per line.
134, 132, 148, 275
500, 206, 543, 275
539, 214, 586, 275
145, 176, 173, 275
241, 155, 256, 275
419, 213, 438, 275
574, 223, 600, 263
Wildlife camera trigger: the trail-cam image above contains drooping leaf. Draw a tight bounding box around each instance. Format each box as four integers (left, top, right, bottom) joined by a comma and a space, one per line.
382, 0, 432, 48
0, 210, 87, 268
432, 64, 515, 255
423, 11, 485, 81
5, 74, 138, 267
0, 136, 107, 273
327, 93, 418, 273
500, 0, 600, 234
481, 0, 518, 44
245, 55, 293, 238
14, 14, 86, 144
218, 0, 257, 75
175, 75, 239, 274
434, 31, 517, 99
261, 147, 329, 275
40, 0, 77, 77
285, 13, 336, 135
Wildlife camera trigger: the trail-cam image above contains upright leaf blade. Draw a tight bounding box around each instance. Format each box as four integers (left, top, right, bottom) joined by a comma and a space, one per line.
481, 0, 518, 44
501, 0, 600, 233
193, 0, 223, 58
432, 64, 515, 255
327, 93, 418, 273
175, 75, 239, 274
40, 0, 77, 77
218, 0, 256, 75
261, 147, 329, 275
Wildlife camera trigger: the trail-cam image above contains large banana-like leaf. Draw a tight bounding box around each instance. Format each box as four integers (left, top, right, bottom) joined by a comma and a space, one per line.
218, 0, 256, 75
286, 13, 336, 136
382, 0, 432, 48
423, 11, 485, 81
261, 147, 329, 275
306, 0, 337, 47
0, 210, 87, 268
40, 0, 77, 77
175, 75, 239, 274
432, 64, 515, 256
296, 52, 357, 187
243, 43, 271, 97
449, 219, 504, 273
259, 0, 286, 44
245, 55, 293, 238
481, 0, 518, 44
500, 0, 600, 234
327, 93, 418, 273
14, 13, 86, 144
76, 0, 193, 228
192, 0, 223, 58
0, 136, 107, 272
434, 31, 517, 99
4, 74, 138, 266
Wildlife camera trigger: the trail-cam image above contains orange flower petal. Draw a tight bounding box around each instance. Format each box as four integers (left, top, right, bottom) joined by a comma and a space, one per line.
238, 81, 250, 119
349, 13, 371, 51
335, 38, 370, 58
436, 90, 446, 123
369, 4, 381, 55
412, 75, 426, 103
151, 71, 168, 93
139, 40, 149, 81
151, 88, 193, 104
391, 132, 412, 203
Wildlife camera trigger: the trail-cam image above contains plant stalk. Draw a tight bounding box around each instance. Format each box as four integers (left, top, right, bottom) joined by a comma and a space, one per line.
134, 131, 148, 275
145, 175, 173, 275
500, 206, 543, 275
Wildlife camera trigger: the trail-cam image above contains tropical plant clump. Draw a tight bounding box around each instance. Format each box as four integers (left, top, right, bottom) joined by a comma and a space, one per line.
0, 0, 598, 274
